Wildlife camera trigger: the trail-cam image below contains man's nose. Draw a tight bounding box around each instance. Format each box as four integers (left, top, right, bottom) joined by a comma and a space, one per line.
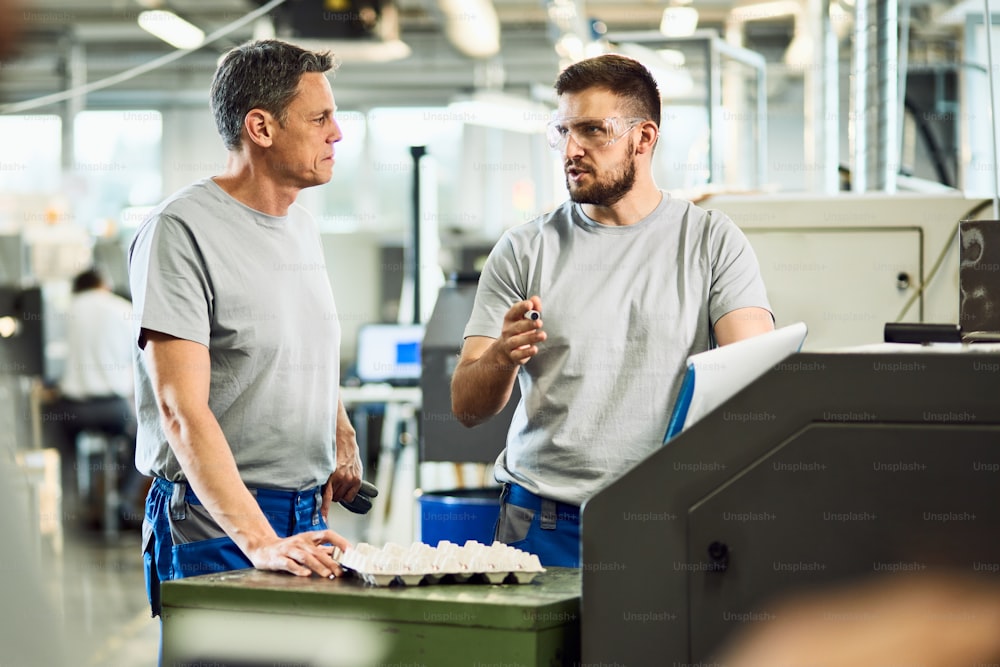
563, 133, 584, 157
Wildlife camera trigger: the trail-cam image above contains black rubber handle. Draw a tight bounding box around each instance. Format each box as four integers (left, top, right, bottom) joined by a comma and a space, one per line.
338, 480, 380, 515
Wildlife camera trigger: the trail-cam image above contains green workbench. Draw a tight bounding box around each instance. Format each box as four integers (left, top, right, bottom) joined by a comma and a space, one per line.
161, 567, 581, 667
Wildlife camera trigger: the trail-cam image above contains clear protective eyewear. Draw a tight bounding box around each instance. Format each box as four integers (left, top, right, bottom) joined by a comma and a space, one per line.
545, 116, 647, 151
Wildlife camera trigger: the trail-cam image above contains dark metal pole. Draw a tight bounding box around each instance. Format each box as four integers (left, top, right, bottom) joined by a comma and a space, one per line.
409, 146, 426, 325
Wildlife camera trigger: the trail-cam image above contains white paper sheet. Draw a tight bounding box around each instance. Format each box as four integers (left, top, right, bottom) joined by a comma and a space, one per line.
664, 322, 808, 442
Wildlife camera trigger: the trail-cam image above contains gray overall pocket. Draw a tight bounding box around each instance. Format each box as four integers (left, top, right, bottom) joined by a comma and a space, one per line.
495, 501, 535, 544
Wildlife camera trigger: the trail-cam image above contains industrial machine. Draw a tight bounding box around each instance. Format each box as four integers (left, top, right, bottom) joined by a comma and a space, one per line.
582, 346, 1000, 664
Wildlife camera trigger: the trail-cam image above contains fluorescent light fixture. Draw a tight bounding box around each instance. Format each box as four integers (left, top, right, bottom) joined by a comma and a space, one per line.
547, 0, 581, 33
660, 7, 699, 37
438, 0, 500, 59
138, 10, 205, 50
729, 0, 801, 22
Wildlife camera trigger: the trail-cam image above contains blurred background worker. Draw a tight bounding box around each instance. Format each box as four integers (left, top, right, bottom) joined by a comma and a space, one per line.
44, 267, 146, 530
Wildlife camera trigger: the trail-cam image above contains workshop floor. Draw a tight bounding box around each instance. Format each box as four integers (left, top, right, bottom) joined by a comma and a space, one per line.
50, 526, 160, 667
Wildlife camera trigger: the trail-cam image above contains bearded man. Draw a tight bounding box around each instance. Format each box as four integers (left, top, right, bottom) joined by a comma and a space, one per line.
451, 53, 774, 566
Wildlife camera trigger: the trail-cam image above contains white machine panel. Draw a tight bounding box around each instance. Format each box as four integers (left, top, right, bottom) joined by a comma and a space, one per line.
745, 228, 922, 350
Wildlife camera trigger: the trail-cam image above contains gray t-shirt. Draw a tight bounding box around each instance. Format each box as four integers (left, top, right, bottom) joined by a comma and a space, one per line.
464, 193, 771, 505
128, 178, 340, 490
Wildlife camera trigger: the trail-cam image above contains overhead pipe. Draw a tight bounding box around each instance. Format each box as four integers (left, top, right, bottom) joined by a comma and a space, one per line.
850, 0, 897, 192
726, 0, 838, 193
983, 0, 1000, 217
849, 0, 869, 192
876, 0, 898, 192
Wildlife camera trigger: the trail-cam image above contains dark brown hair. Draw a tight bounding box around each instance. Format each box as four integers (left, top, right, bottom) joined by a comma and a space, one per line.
554, 54, 661, 127
72, 268, 107, 294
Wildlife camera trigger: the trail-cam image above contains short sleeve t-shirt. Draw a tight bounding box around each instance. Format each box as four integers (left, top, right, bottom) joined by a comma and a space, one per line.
464, 193, 771, 505
128, 178, 340, 490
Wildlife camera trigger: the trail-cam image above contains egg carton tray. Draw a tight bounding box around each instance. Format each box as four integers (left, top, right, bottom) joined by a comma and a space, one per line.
334, 540, 545, 587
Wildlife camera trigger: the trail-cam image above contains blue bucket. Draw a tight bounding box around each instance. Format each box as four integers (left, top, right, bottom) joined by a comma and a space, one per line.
418, 487, 501, 546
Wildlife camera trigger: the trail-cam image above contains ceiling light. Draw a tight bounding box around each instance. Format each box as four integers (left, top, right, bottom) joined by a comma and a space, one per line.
660, 6, 699, 38
138, 10, 206, 50
729, 0, 801, 23
0, 316, 19, 339
438, 0, 500, 59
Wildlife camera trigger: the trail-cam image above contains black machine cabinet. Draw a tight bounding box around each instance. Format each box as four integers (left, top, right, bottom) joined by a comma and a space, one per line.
960, 219, 1000, 334
582, 350, 1000, 665
420, 274, 519, 463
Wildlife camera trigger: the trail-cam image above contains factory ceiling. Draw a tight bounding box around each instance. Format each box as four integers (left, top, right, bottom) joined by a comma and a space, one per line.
0, 0, 974, 112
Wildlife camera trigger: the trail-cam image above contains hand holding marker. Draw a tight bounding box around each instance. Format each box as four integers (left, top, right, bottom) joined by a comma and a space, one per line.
512, 298, 545, 366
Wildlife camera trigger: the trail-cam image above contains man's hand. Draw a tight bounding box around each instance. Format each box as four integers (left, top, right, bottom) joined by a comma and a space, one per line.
327, 444, 362, 503
497, 296, 546, 367
245, 529, 350, 578
451, 296, 546, 428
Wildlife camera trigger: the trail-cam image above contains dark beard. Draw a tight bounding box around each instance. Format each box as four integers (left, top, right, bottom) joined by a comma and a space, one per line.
566, 144, 637, 207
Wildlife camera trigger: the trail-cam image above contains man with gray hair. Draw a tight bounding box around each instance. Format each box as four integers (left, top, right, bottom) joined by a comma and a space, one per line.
129, 39, 361, 618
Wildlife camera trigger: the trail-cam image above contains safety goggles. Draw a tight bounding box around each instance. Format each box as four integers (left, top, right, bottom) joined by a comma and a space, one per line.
545, 116, 647, 151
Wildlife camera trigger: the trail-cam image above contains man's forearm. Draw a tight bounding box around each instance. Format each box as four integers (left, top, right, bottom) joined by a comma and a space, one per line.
162, 404, 278, 554
335, 397, 357, 450
451, 342, 520, 427
325, 396, 363, 505
144, 332, 279, 557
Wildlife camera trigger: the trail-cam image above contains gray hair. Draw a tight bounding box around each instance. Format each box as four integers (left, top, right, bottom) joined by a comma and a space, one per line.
210, 39, 336, 151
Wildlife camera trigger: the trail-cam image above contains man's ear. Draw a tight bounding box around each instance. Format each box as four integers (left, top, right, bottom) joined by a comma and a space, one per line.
244, 108, 275, 148
636, 121, 659, 155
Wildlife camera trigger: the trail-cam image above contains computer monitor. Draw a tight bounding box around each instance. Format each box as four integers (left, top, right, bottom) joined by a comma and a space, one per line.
355, 323, 425, 386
